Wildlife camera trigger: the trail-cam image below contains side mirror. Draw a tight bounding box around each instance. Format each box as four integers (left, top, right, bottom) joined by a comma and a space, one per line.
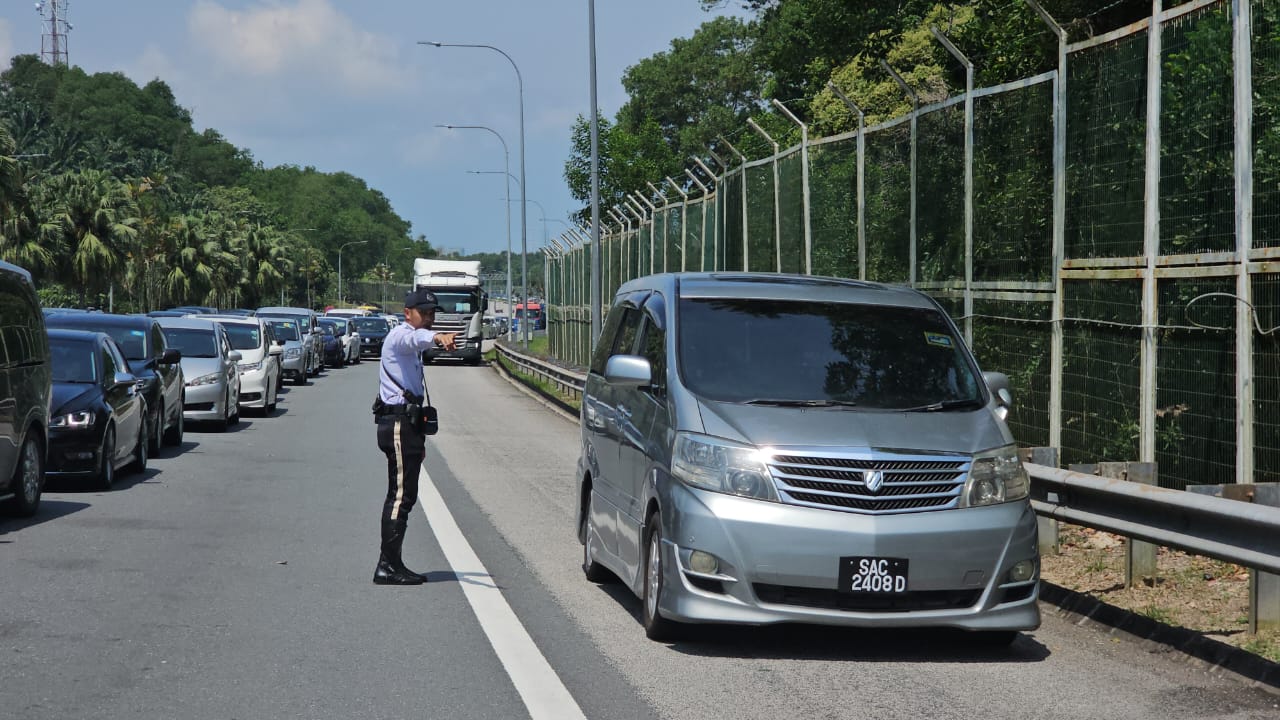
269, 344, 283, 356
113, 371, 137, 389
604, 354, 651, 387
161, 348, 182, 364
983, 371, 1013, 420
228, 350, 243, 363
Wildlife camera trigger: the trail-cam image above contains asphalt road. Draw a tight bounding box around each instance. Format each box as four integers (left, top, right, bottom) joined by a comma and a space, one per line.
2, 358, 1277, 719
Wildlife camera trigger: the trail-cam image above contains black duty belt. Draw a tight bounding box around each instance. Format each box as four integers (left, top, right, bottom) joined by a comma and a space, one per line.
374, 404, 413, 417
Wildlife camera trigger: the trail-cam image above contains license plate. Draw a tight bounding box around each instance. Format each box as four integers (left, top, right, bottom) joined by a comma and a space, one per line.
838, 556, 908, 594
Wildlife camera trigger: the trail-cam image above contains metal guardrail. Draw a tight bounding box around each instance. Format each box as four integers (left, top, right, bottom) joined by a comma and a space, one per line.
493, 341, 587, 406
1027, 463, 1280, 575
488, 350, 1280, 576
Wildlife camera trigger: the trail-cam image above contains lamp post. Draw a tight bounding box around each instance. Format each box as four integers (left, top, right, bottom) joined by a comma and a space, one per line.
337, 240, 367, 308
442, 125, 514, 340
383, 244, 416, 310
422, 41, 528, 349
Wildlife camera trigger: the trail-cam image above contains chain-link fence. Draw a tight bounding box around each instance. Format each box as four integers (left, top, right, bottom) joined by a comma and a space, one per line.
546, 0, 1279, 489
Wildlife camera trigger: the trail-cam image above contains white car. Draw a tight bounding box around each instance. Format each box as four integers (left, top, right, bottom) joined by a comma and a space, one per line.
325, 308, 370, 318
199, 315, 283, 414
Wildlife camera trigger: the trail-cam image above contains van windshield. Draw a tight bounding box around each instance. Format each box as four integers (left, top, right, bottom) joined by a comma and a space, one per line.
677, 298, 981, 409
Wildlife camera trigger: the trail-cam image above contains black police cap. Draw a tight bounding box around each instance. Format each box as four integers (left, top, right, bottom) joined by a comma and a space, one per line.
404, 288, 439, 311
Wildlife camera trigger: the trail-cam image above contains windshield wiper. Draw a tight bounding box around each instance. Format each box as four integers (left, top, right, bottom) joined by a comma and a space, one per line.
898, 398, 984, 412
745, 398, 858, 408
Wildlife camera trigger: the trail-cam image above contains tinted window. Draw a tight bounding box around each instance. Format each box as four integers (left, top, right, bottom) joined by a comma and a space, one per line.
433, 292, 475, 313
105, 339, 130, 375
354, 318, 386, 332
638, 315, 666, 396
589, 304, 627, 375
151, 324, 167, 358
162, 328, 218, 358
222, 324, 263, 350
319, 320, 345, 336
97, 326, 148, 361
269, 322, 300, 341
49, 337, 97, 383
101, 341, 120, 379
677, 298, 980, 409
611, 307, 642, 358
0, 278, 42, 367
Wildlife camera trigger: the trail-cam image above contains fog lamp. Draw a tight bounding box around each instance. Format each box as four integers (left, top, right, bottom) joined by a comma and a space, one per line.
1008, 559, 1036, 583
688, 550, 719, 575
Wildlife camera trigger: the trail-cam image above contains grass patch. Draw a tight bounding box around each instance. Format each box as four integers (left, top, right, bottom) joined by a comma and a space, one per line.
495, 350, 581, 413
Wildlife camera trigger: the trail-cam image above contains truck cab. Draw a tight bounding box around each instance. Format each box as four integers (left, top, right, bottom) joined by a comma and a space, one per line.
413, 259, 488, 365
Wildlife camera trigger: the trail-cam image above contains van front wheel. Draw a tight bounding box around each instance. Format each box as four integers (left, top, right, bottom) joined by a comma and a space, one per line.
642, 514, 681, 641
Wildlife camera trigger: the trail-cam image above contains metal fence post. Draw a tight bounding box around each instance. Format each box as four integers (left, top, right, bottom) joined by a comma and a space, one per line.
686, 168, 710, 272
774, 99, 813, 274
931, 26, 975, 347
1139, 0, 1163, 466
1233, 0, 1255, 487
882, 60, 919, 286
1026, 0, 1066, 454
694, 157, 722, 271
747, 118, 782, 273
667, 176, 690, 272
828, 82, 867, 280
718, 135, 750, 271
646, 182, 668, 273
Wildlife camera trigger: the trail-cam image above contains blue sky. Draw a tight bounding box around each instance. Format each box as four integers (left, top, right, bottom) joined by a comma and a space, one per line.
0, 0, 744, 256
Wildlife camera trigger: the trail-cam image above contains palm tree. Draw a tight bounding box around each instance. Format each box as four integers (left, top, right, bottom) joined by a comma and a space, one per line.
0, 124, 58, 274
42, 169, 139, 303
235, 223, 291, 308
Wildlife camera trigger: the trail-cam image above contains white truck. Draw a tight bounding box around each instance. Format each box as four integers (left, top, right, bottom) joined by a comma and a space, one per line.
412, 258, 488, 364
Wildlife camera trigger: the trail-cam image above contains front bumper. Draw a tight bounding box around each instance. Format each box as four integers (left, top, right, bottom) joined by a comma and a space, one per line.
47, 430, 104, 477
183, 381, 228, 421
238, 367, 271, 408
425, 337, 483, 362
360, 338, 385, 356
650, 483, 1041, 632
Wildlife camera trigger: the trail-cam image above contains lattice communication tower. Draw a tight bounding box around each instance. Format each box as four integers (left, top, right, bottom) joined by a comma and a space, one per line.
36, 1, 72, 67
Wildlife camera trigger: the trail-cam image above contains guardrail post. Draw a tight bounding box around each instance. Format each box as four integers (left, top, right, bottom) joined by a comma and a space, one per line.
1104, 462, 1159, 587
1253, 485, 1280, 633
1020, 447, 1060, 555
1069, 461, 1158, 586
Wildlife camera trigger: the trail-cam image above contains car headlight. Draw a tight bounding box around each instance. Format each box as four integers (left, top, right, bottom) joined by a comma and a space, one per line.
285, 348, 301, 359
187, 372, 221, 387
962, 445, 1030, 507
50, 410, 95, 429
239, 361, 263, 373
671, 432, 778, 502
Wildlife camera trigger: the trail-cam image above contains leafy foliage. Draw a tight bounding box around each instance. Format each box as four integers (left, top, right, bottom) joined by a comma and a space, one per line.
0, 53, 431, 311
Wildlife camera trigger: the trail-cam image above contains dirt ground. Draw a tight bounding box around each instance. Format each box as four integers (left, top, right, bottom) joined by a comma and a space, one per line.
1039, 522, 1279, 662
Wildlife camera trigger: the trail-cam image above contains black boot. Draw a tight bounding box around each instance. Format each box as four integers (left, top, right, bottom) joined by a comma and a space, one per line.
373, 519, 428, 585
373, 556, 425, 585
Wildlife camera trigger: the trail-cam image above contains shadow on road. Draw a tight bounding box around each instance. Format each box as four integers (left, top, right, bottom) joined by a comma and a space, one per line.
0, 499, 91, 537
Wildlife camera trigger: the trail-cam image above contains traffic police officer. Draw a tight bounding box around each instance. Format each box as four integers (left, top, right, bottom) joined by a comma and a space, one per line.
371, 288, 457, 585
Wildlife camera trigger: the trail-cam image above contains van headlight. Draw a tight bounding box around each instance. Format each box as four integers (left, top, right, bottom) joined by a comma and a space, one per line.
962, 445, 1030, 507
672, 433, 778, 502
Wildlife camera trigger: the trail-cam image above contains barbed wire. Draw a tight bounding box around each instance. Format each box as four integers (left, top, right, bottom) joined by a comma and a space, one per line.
953, 292, 1280, 335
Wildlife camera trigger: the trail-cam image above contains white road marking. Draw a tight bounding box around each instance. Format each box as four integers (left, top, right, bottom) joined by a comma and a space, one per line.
418, 466, 588, 720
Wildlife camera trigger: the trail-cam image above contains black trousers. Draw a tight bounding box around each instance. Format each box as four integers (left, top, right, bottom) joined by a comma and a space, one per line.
377, 416, 426, 525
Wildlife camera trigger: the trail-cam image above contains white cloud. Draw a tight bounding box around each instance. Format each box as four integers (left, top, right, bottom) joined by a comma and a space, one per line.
187, 0, 415, 98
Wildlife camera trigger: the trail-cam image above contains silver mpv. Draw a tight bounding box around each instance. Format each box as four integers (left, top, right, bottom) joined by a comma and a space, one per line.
576, 273, 1040, 643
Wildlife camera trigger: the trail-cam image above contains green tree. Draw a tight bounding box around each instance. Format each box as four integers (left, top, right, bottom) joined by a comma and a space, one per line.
40, 169, 139, 302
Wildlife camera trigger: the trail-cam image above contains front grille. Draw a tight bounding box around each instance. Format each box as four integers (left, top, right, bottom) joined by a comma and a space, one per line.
767, 452, 969, 515
754, 583, 981, 612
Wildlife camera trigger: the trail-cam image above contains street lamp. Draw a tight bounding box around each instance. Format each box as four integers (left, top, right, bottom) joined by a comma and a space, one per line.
383, 244, 417, 310
337, 240, 367, 308
441, 125, 514, 340
421, 40, 529, 349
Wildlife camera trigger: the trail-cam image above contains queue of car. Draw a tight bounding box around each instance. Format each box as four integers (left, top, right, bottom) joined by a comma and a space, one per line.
0, 256, 401, 518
